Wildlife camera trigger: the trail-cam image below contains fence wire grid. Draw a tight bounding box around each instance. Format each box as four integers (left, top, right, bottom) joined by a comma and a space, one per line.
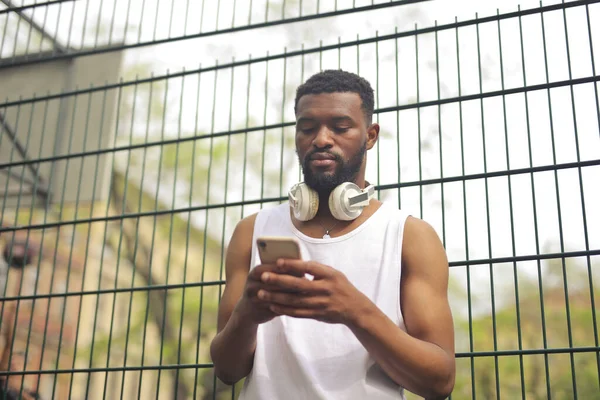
0, 0, 599, 399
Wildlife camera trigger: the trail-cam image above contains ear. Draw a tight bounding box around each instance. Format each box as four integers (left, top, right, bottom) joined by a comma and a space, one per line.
366, 123, 380, 150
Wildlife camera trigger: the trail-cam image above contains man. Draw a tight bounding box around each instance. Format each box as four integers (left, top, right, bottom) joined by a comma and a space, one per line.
210, 70, 455, 399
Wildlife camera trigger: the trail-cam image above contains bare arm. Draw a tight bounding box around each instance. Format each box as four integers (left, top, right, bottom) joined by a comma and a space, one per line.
348, 216, 455, 399
209, 214, 258, 384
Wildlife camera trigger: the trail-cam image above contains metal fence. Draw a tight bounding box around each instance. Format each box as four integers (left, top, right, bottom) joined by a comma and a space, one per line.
0, 0, 599, 399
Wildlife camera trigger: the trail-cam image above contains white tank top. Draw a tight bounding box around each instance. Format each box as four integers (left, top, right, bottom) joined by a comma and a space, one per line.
239, 202, 409, 400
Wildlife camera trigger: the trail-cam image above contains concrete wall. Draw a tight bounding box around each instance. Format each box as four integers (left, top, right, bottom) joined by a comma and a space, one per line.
0, 50, 123, 210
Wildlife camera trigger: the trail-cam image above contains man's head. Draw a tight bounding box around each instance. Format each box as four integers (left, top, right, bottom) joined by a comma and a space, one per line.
294, 70, 379, 194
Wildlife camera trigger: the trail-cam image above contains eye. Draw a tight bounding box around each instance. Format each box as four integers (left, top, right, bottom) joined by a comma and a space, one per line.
297, 125, 316, 134
334, 126, 350, 133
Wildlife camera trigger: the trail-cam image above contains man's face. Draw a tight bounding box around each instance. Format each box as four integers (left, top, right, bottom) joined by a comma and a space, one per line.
295, 92, 378, 194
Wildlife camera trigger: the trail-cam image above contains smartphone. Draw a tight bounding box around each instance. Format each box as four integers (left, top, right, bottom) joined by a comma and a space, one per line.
256, 236, 301, 264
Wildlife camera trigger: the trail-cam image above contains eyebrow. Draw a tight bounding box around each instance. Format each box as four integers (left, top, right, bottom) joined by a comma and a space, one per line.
296, 116, 355, 125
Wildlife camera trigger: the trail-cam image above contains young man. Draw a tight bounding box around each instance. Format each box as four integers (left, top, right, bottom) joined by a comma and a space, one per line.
210, 70, 455, 399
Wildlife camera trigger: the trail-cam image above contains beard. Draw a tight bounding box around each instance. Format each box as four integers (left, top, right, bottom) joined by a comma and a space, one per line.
299, 141, 367, 194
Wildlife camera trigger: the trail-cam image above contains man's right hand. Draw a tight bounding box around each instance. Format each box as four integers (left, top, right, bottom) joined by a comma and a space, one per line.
236, 263, 304, 325
235, 264, 280, 325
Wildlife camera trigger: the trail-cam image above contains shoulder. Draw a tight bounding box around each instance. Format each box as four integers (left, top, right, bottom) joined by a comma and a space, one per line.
401, 216, 448, 279
229, 213, 258, 249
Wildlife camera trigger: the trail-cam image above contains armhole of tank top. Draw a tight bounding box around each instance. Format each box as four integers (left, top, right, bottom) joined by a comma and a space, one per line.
396, 210, 410, 330
249, 210, 265, 271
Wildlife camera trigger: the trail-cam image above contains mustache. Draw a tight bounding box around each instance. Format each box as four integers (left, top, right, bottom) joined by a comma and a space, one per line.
304, 150, 343, 162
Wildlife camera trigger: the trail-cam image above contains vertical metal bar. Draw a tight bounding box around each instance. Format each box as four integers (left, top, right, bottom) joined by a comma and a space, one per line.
168, 0, 176, 38
299, 45, 304, 183
319, 40, 322, 71
22, 3, 36, 56
517, 8, 551, 398
18, 95, 54, 399
265, 0, 269, 22
434, 20, 446, 246
561, 2, 593, 395
80, 0, 92, 49
218, 61, 236, 400
259, 56, 269, 206
185, 68, 201, 400
136, 0, 147, 43
356, 33, 360, 75
540, 8, 578, 397
93, 0, 105, 48
118, 76, 143, 400
200, 63, 218, 400
171, 69, 189, 400
39, 86, 78, 400
136, 73, 158, 400
83, 81, 125, 400
475, 14, 500, 399
375, 31, 381, 200
0, 7, 11, 56
0, 100, 31, 398
496, 11, 525, 399
455, 17, 476, 400
6, 95, 39, 400
232, 0, 238, 28
8, 0, 23, 60
584, 2, 600, 383
122, 0, 134, 45
152, 0, 160, 41
68, 85, 111, 400
241, 56, 252, 217
51, 87, 97, 400
65, 0, 77, 50
101, 82, 140, 400
153, 69, 175, 400
395, 27, 401, 209
415, 24, 423, 218
160, 70, 185, 400
107, 0, 118, 45
37, 0, 51, 53
279, 49, 287, 199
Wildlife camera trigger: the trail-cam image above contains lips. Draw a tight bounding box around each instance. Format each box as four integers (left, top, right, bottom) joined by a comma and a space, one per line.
308, 152, 337, 168
308, 152, 336, 161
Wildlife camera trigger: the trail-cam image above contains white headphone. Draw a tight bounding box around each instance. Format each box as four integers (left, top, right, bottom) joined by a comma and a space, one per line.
288, 182, 376, 221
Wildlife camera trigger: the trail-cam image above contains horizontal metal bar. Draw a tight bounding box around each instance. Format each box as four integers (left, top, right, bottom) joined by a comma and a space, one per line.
1, 74, 599, 171
0, 0, 434, 69
0, 158, 598, 234
456, 346, 600, 358
378, 158, 600, 189
0, 362, 215, 376
2, 0, 598, 105
0, 249, 597, 303
0, 0, 76, 15
0, 279, 226, 302
449, 249, 600, 267
0, 346, 597, 376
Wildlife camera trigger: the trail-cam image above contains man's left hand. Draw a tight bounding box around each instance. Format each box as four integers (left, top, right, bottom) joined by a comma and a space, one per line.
256, 259, 373, 325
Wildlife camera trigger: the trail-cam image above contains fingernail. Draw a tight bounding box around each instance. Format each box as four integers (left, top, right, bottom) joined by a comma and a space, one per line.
258, 290, 265, 299
261, 272, 269, 282
277, 259, 284, 267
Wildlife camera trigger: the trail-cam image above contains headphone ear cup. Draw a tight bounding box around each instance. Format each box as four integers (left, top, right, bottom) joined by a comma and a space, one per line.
329, 182, 362, 221
292, 183, 319, 221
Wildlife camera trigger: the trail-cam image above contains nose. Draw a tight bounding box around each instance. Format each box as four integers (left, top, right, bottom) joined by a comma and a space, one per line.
312, 125, 334, 149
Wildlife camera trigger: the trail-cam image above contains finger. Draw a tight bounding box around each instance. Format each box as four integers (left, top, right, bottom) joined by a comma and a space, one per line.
269, 304, 324, 319
260, 272, 325, 294
276, 259, 333, 279
258, 290, 325, 309
247, 264, 278, 280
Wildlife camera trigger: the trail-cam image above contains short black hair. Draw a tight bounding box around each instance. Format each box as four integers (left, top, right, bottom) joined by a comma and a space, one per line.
294, 70, 375, 125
